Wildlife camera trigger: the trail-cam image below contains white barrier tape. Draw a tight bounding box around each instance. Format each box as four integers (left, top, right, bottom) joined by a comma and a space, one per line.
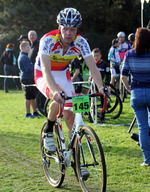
72, 81, 89, 85
95, 123, 138, 127
0, 75, 20, 78
21, 84, 36, 87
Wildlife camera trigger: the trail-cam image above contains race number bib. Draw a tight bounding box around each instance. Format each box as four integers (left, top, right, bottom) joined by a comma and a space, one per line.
72, 95, 90, 113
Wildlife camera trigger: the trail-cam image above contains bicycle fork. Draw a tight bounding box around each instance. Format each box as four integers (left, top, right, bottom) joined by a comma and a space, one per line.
78, 132, 99, 167
57, 118, 72, 167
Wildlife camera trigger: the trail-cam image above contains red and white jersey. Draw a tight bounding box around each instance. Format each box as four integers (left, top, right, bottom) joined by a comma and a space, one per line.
35, 29, 92, 71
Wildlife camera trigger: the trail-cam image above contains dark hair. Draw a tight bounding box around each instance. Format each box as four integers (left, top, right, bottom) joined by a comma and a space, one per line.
112, 38, 119, 45
134, 28, 150, 55
92, 48, 102, 55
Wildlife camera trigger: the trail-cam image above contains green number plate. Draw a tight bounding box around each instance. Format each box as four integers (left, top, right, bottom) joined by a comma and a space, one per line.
72, 95, 90, 113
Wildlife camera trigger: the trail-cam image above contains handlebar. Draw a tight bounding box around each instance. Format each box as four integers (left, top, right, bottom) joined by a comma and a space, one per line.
57, 90, 110, 118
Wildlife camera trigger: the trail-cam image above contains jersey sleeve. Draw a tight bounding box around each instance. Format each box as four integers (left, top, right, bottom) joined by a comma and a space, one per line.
39, 35, 54, 56
75, 37, 92, 59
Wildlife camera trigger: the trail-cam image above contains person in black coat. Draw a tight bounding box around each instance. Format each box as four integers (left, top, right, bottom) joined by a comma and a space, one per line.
0, 43, 21, 92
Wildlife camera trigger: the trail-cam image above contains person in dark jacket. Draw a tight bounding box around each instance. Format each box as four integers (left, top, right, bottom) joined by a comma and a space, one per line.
92, 48, 111, 123
28, 30, 39, 65
18, 41, 41, 118
28, 30, 41, 98
0, 43, 21, 93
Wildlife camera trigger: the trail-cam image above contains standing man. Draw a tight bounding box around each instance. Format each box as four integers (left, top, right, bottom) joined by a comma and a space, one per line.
34, 8, 105, 179
28, 30, 39, 65
28, 30, 41, 97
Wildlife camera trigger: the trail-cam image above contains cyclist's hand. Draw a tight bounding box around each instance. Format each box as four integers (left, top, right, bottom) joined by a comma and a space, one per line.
99, 87, 106, 97
108, 86, 111, 95
53, 91, 67, 104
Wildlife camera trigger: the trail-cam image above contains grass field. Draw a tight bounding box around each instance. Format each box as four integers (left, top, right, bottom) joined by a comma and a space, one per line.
0, 90, 150, 192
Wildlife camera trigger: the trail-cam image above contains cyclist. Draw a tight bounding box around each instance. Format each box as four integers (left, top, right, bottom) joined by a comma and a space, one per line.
108, 38, 121, 94
34, 8, 105, 176
117, 31, 131, 61
128, 33, 135, 48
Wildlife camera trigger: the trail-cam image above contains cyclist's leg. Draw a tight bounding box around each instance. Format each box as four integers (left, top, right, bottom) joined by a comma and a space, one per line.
35, 70, 59, 151
110, 68, 116, 87
115, 74, 120, 94
63, 110, 75, 138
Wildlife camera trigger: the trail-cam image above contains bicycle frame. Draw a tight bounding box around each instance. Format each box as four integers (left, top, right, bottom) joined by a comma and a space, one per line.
56, 112, 85, 167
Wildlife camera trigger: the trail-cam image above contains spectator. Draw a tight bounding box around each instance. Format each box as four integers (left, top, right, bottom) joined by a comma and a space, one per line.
28, 30, 39, 64
70, 57, 83, 94
108, 38, 121, 94
18, 41, 41, 118
28, 30, 45, 106
17, 35, 29, 43
121, 27, 150, 166
0, 43, 21, 93
92, 48, 111, 123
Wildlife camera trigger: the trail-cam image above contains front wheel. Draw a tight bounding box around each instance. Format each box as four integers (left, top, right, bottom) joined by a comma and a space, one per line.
75, 126, 107, 192
40, 122, 65, 188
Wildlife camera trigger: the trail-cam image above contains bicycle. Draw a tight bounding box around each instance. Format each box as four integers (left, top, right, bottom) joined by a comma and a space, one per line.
85, 80, 122, 124
40, 92, 107, 192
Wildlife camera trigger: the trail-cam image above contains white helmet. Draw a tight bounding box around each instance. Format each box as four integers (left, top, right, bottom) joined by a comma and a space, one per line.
117, 31, 126, 37
57, 8, 82, 27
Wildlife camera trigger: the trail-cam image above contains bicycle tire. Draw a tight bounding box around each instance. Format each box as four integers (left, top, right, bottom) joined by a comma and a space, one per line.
75, 126, 107, 192
36, 91, 47, 115
106, 90, 122, 112
40, 122, 65, 188
90, 90, 122, 121
44, 98, 51, 117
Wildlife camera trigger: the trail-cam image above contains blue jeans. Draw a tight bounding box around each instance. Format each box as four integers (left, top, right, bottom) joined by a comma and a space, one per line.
131, 88, 150, 164
4, 65, 21, 91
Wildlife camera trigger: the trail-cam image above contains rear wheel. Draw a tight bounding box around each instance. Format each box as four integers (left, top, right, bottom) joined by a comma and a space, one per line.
90, 90, 123, 122
75, 126, 107, 192
105, 90, 123, 119
44, 99, 52, 117
40, 122, 65, 187
36, 91, 47, 115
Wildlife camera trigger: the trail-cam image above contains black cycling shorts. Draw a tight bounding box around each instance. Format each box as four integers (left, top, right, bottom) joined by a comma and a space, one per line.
21, 79, 36, 100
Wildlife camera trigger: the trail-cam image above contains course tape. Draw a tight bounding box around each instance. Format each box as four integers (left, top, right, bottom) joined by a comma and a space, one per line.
21, 84, 36, 87
0, 74, 36, 87
0, 75, 20, 78
95, 123, 138, 127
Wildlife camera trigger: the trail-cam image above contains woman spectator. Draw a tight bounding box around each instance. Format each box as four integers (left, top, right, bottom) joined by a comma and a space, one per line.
0, 43, 21, 93
121, 28, 150, 166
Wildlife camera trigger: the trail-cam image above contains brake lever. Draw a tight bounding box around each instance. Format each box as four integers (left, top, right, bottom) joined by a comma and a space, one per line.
60, 91, 65, 109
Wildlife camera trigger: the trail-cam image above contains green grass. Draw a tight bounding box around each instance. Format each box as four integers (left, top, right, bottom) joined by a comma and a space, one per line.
0, 90, 150, 192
